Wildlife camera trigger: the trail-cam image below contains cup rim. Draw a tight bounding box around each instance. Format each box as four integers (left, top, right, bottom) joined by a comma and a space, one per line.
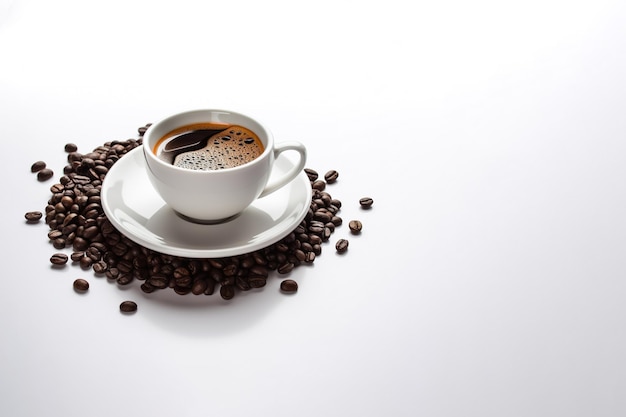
143, 109, 273, 174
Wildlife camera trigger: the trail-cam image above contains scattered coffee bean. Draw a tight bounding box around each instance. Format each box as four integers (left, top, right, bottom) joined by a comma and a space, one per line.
324, 170, 339, 183
64, 143, 78, 153
138, 123, 151, 136
220, 285, 235, 300
119, 300, 137, 313
304, 168, 318, 181
50, 253, 69, 265
280, 279, 298, 292
359, 197, 374, 209
277, 262, 295, 274
31, 161, 46, 173
312, 180, 326, 191
335, 238, 349, 253
348, 220, 362, 234
73, 278, 89, 292
24, 211, 43, 222
37, 168, 54, 182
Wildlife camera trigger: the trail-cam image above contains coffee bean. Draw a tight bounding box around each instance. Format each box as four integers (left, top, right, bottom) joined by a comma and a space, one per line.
70, 251, 84, 262
191, 278, 208, 295
50, 253, 69, 265
312, 180, 326, 191
31, 161, 46, 173
304, 168, 318, 181
277, 262, 295, 274
280, 279, 298, 292
349, 220, 363, 234
220, 285, 235, 300
79, 256, 93, 269
52, 238, 66, 249
335, 239, 349, 253
92, 261, 107, 274
24, 211, 42, 222
359, 197, 373, 208
37, 168, 54, 182
119, 300, 137, 313
248, 276, 267, 288
313, 210, 332, 223
73, 278, 89, 292
324, 170, 339, 183
48, 230, 62, 240
64, 143, 78, 153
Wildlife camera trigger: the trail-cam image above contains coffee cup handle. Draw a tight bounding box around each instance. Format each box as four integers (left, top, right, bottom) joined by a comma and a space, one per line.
259, 142, 307, 198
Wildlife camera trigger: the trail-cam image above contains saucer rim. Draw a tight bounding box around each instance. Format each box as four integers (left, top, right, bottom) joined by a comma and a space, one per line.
101, 147, 312, 258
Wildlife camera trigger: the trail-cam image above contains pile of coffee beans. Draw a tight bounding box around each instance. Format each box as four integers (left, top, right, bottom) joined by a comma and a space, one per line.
27, 124, 373, 304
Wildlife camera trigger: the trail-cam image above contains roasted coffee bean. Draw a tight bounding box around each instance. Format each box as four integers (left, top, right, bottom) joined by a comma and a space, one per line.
335, 238, 349, 253
52, 238, 66, 249
294, 249, 306, 262
304, 168, 318, 181
117, 272, 133, 285
280, 279, 298, 292
119, 300, 137, 313
92, 261, 107, 274
312, 180, 326, 191
309, 223, 324, 234
147, 274, 169, 289
191, 278, 208, 295
85, 246, 102, 262
50, 253, 68, 265
324, 170, 339, 183
72, 237, 89, 251
37, 168, 54, 181
31, 161, 46, 172
73, 278, 89, 292
220, 285, 235, 300
64, 143, 78, 152
248, 276, 267, 288
203, 279, 216, 295
359, 197, 374, 208
48, 230, 62, 240
313, 210, 332, 223
331, 216, 343, 226
60, 195, 74, 209
79, 256, 93, 269
24, 211, 42, 222
349, 220, 363, 233
49, 183, 64, 193
277, 262, 295, 274
322, 227, 332, 241
250, 265, 269, 278
70, 251, 84, 262
309, 234, 322, 245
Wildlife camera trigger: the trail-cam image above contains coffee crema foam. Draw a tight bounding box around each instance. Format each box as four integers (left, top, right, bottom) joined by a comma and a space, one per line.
153, 123, 264, 170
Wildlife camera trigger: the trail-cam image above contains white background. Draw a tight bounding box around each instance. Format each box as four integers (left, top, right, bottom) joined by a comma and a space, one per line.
1, 0, 626, 416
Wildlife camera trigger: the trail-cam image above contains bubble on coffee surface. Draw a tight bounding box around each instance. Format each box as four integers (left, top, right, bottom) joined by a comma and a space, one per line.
173, 125, 263, 170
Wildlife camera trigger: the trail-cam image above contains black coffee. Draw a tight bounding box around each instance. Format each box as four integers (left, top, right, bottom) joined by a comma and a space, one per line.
153, 122, 265, 170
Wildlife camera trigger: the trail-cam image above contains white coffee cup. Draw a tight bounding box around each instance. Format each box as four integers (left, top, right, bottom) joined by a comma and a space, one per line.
142, 109, 307, 224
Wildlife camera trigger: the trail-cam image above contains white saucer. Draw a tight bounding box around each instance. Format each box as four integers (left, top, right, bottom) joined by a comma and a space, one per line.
101, 147, 312, 258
